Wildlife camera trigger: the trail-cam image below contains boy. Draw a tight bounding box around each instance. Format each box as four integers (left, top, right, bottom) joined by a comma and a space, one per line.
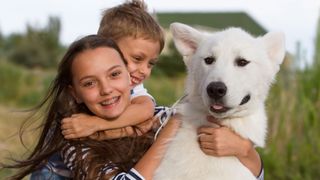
61, 0, 165, 140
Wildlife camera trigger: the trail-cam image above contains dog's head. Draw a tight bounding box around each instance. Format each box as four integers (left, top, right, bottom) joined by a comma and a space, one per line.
171, 23, 285, 118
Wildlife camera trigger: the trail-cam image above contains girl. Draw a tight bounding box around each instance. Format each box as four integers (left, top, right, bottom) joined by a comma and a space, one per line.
2, 35, 179, 179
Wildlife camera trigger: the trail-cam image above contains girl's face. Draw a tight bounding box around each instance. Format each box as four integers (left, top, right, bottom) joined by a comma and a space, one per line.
117, 36, 160, 87
70, 47, 131, 120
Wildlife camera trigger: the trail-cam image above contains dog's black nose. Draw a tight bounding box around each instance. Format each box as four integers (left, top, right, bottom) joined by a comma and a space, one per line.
207, 82, 227, 100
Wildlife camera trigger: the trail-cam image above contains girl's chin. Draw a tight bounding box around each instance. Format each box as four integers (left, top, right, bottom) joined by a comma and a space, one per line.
98, 111, 122, 120
100, 106, 127, 120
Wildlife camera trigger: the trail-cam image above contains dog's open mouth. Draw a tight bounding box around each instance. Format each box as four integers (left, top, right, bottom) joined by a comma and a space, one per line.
210, 103, 230, 113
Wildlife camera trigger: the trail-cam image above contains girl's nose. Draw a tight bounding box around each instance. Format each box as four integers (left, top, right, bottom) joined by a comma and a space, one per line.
100, 82, 112, 96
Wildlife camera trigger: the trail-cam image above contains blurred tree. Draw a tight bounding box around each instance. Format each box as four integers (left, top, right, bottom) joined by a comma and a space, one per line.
0, 30, 3, 59
7, 16, 64, 68
315, 15, 320, 66
155, 40, 186, 77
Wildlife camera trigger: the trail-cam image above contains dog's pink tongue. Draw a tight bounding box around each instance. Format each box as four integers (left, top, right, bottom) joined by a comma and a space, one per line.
212, 104, 223, 110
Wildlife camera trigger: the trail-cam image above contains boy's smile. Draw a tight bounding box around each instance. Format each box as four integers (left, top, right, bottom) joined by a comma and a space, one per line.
117, 36, 160, 87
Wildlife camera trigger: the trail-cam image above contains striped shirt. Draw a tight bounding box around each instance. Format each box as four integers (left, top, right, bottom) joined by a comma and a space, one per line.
35, 84, 153, 178
61, 142, 145, 180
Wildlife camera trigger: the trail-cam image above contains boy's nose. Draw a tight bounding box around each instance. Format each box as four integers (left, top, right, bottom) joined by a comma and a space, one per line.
138, 64, 149, 76
138, 66, 147, 74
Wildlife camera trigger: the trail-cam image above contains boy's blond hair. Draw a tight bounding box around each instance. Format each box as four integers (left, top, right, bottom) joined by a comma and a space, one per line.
98, 0, 165, 52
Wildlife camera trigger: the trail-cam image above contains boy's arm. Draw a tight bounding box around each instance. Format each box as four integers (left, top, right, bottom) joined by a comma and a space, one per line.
61, 96, 154, 139
89, 117, 156, 140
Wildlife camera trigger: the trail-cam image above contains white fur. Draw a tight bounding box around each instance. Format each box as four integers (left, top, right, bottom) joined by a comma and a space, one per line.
154, 23, 285, 180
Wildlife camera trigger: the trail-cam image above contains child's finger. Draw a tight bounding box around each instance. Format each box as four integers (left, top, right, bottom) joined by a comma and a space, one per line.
199, 141, 214, 149
61, 117, 72, 124
61, 123, 72, 130
197, 126, 214, 135
64, 134, 76, 139
200, 147, 217, 156
61, 129, 72, 136
197, 133, 213, 142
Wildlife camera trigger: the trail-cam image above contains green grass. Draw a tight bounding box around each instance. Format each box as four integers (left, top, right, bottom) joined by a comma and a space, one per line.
0, 106, 40, 179
0, 61, 55, 107
145, 74, 186, 106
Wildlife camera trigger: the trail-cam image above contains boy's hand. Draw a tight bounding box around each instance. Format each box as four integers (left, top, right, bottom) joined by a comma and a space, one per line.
61, 113, 101, 139
90, 117, 156, 140
135, 116, 158, 134
197, 116, 252, 158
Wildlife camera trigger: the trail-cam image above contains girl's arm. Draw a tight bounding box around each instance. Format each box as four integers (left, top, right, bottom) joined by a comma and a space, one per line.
133, 115, 181, 179
61, 96, 154, 139
197, 117, 262, 177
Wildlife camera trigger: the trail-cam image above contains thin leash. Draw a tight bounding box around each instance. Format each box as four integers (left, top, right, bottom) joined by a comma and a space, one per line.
153, 93, 188, 140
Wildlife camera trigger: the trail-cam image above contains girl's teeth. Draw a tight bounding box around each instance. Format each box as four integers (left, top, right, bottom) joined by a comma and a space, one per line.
101, 97, 118, 105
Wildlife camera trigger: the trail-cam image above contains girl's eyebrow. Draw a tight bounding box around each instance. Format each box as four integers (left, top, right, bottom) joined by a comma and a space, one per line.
78, 65, 122, 82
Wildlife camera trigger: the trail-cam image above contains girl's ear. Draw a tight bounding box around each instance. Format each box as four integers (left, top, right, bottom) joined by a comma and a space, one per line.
68, 85, 82, 103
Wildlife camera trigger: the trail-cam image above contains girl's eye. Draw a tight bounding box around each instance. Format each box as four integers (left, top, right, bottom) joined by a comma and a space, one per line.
83, 81, 96, 87
111, 71, 121, 78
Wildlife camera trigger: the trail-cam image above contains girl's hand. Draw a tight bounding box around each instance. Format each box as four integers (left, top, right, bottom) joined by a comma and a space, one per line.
197, 116, 252, 158
61, 113, 101, 139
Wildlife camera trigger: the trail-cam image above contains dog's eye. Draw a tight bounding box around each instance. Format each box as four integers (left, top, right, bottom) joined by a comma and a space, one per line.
204, 56, 215, 65
236, 58, 250, 67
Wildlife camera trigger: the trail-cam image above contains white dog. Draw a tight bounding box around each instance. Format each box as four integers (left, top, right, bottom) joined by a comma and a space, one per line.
154, 23, 285, 180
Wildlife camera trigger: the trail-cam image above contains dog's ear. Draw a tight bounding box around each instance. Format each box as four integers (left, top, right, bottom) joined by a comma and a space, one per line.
170, 23, 203, 58
262, 32, 286, 67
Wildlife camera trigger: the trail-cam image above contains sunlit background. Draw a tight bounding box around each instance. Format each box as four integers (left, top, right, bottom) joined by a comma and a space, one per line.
0, 0, 319, 179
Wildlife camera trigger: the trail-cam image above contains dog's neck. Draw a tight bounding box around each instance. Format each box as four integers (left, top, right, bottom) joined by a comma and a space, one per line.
178, 98, 267, 147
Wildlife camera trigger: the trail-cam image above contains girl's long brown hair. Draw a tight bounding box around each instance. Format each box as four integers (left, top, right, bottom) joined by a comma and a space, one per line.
1, 35, 153, 179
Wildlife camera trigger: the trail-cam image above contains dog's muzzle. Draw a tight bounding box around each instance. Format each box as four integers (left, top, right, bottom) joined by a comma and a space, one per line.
206, 81, 227, 100
207, 82, 231, 113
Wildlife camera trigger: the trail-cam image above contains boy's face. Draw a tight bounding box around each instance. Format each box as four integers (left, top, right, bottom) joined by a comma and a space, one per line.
117, 36, 160, 87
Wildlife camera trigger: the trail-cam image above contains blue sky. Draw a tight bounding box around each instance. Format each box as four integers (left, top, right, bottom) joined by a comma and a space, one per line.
0, 0, 319, 66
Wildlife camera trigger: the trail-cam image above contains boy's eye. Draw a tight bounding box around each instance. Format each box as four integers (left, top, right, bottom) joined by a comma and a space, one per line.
149, 61, 157, 67
133, 56, 143, 61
